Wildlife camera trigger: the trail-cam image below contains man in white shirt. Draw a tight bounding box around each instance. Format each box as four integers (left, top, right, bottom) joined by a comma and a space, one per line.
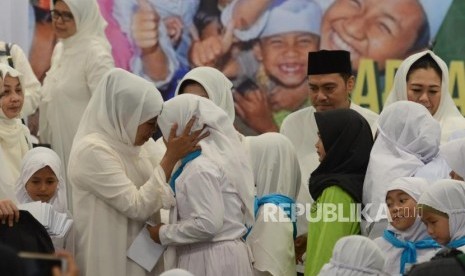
280, 50, 379, 268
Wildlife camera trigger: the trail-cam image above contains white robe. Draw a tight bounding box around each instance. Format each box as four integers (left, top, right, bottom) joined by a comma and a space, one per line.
280, 103, 379, 236
69, 68, 171, 276
70, 134, 172, 276
244, 133, 300, 276
39, 0, 114, 208
159, 156, 252, 276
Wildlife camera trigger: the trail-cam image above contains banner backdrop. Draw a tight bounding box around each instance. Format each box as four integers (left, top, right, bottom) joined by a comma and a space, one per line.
6, 0, 465, 135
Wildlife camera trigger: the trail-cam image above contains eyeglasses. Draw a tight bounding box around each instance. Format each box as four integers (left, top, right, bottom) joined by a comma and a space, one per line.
50, 10, 74, 22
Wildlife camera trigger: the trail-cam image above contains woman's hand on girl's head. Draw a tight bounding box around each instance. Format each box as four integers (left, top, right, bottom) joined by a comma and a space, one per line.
0, 199, 19, 227
161, 116, 210, 179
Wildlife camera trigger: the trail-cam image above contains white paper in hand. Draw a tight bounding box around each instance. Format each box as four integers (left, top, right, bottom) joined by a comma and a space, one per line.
127, 226, 165, 272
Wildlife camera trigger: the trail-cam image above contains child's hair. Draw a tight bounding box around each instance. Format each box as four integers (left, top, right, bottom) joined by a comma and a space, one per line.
418, 203, 449, 218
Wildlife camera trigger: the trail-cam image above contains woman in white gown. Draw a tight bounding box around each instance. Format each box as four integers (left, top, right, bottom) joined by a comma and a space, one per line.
68, 68, 205, 276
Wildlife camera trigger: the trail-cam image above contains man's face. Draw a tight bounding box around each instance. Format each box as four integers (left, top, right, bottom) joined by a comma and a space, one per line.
308, 73, 353, 112
320, 0, 425, 71
256, 32, 319, 88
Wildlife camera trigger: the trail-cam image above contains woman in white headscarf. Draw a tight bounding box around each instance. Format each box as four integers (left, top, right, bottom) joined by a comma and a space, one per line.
0, 64, 32, 199
68, 69, 205, 276
363, 101, 441, 238
384, 50, 465, 143
39, 0, 114, 208
244, 132, 301, 276
374, 177, 440, 275
148, 94, 254, 276
318, 235, 386, 276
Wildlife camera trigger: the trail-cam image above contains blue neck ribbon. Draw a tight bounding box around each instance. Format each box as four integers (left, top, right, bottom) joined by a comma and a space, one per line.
447, 237, 465, 249
254, 193, 297, 240
168, 150, 202, 195
383, 229, 441, 274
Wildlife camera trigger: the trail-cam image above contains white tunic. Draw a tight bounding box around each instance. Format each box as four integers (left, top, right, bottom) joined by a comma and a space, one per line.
280, 103, 378, 236
160, 156, 252, 276
70, 134, 172, 276
244, 133, 300, 276
39, 0, 114, 208
68, 68, 171, 276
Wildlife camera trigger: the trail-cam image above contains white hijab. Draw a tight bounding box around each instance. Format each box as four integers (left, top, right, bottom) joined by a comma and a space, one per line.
318, 235, 386, 276
384, 50, 465, 143
244, 132, 300, 199
385, 177, 430, 241
71, 68, 164, 156
174, 66, 235, 122
0, 64, 32, 196
418, 179, 465, 242
0, 64, 30, 147
15, 147, 68, 213
52, 0, 110, 51
158, 94, 255, 227
439, 137, 465, 179
363, 101, 440, 222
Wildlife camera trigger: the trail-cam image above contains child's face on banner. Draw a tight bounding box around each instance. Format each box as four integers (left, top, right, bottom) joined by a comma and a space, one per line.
320, 0, 425, 71
257, 32, 319, 87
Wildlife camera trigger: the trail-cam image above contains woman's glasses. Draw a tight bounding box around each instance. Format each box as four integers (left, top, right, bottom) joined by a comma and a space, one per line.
50, 10, 74, 22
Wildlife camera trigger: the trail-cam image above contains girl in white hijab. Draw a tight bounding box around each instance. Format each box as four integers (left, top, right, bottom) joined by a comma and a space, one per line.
418, 179, 465, 252
39, 0, 114, 209
15, 147, 67, 213
244, 132, 301, 276
152, 66, 238, 158
68, 68, 202, 276
363, 101, 441, 238
150, 94, 254, 276
374, 177, 440, 275
15, 146, 73, 251
318, 235, 386, 276
0, 64, 32, 199
439, 137, 465, 180
175, 66, 235, 123
384, 50, 465, 143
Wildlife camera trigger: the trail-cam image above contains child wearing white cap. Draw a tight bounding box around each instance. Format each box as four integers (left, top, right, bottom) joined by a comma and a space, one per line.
418, 179, 465, 252
222, 0, 322, 135
374, 177, 440, 275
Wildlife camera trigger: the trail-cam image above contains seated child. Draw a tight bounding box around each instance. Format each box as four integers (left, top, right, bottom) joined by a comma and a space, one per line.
15, 146, 73, 251
418, 179, 465, 253
374, 177, 440, 275
318, 235, 385, 276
